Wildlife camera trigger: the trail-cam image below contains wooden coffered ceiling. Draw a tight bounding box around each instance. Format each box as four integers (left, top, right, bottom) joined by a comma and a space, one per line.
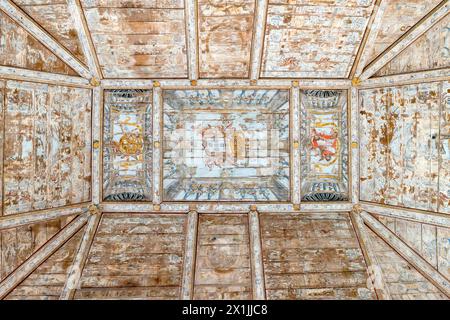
0, 0, 448, 82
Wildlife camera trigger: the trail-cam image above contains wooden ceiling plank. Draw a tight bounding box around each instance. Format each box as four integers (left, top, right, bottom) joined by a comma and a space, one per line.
361, 211, 450, 297
360, 202, 450, 228
180, 210, 198, 300
0, 66, 90, 87
250, 0, 269, 80
248, 209, 266, 300
60, 210, 102, 300
68, 0, 102, 80
359, 1, 450, 80
0, 0, 92, 79
92, 87, 102, 204
353, 0, 389, 78
0, 214, 89, 299
185, 0, 198, 80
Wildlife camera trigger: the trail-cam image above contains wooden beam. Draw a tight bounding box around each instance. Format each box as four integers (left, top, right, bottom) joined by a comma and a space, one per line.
361, 211, 450, 297
250, 0, 269, 80
0, 214, 89, 299
0, 205, 86, 230
185, 0, 198, 80
60, 210, 101, 300
92, 87, 102, 204
360, 68, 450, 88
360, 202, 450, 228
359, 1, 450, 80
152, 86, 162, 205
0, 0, 92, 79
0, 66, 90, 87
248, 210, 266, 300
350, 210, 391, 300
350, 87, 359, 203
352, 0, 388, 77
181, 210, 198, 300
67, 0, 102, 79
291, 85, 300, 206
100, 78, 351, 89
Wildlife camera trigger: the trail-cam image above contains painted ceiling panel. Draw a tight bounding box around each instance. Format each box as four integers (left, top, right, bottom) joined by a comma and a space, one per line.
3, 81, 92, 215
12, 0, 87, 65
299, 89, 349, 201
103, 89, 153, 201
163, 89, 290, 202
364, 0, 442, 68
261, 0, 375, 78
0, 10, 76, 75
260, 212, 376, 300
80, 1, 188, 78
374, 14, 450, 77
198, 0, 255, 78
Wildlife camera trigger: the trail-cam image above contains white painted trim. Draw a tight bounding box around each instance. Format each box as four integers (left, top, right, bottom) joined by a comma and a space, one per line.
0, 0, 92, 79
350, 87, 359, 203
181, 210, 198, 300
152, 87, 162, 204
92, 87, 102, 204
250, 0, 269, 80
0, 66, 90, 87
60, 212, 102, 300
292, 87, 300, 205
185, 0, 198, 80
360, 202, 450, 228
248, 210, 266, 300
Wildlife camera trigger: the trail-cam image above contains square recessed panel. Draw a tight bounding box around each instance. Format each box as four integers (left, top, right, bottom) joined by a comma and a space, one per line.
102, 89, 152, 201
299, 90, 349, 201
163, 89, 290, 201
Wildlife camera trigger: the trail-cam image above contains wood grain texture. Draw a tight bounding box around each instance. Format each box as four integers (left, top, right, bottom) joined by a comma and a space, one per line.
375, 14, 450, 77
74, 213, 187, 300
364, 0, 442, 68
198, 0, 255, 78
363, 221, 448, 299
260, 212, 376, 300
0, 215, 76, 281
3, 81, 92, 215
5, 225, 85, 300
0, 10, 76, 75
194, 214, 252, 300
12, 0, 87, 65
359, 82, 443, 212
261, 0, 375, 78
80, 0, 188, 78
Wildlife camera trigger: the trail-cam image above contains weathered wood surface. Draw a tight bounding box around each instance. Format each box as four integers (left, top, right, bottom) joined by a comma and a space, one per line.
2, 81, 92, 215
194, 214, 252, 300
259, 212, 376, 300
362, 219, 448, 299
180, 210, 198, 300
13, 0, 87, 64
0, 9, 76, 75
375, 14, 450, 77
0, 215, 76, 281
440, 81, 450, 213
375, 215, 449, 280
261, 0, 375, 78
80, 0, 188, 78
5, 225, 86, 300
363, 0, 442, 68
0, 214, 88, 299
359, 82, 446, 212
198, 0, 255, 78
74, 213, 187, 300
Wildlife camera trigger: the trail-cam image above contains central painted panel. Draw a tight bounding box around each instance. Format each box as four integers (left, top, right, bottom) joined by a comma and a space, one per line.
163, 89, 290, 201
